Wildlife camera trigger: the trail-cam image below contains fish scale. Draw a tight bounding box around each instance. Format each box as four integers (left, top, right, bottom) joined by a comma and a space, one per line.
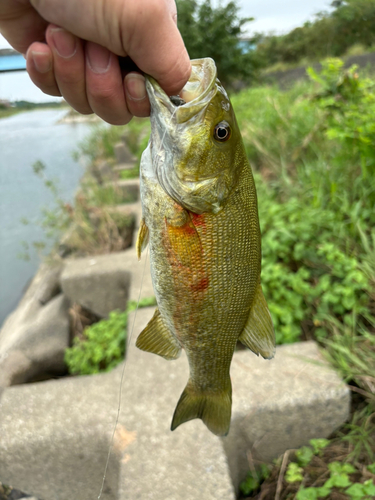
136, 58, 275, 436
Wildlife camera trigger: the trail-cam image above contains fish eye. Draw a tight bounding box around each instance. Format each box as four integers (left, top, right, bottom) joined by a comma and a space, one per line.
214, 121, 231, 142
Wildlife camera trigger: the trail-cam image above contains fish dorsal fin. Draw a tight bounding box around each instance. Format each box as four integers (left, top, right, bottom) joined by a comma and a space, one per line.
239, 284, 276, 359
136, 308, 181, 360
136, 218, 149, 260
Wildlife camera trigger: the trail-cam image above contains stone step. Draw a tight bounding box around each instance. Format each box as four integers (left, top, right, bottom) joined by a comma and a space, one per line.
114, 142, 136, 165
0, 306, 350, 500
104, 179, 140, 203
61, 251, 132, 318
107, 202, 143, 229
113, 162, 137, 172
225, 341, 350, 491
118, 307, 236, 499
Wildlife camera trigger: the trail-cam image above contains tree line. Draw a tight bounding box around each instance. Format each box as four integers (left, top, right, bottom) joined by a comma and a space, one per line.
175, 0, 375, 86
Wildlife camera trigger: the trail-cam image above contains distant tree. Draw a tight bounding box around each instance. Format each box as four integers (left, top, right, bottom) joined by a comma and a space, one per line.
176, 0, 261, 87
254, 0, 375, 68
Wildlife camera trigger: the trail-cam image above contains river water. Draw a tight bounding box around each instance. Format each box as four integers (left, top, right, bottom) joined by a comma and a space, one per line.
0, 108, 91, 327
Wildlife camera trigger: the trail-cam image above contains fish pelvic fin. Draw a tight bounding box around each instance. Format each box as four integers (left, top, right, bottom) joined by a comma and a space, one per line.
171, 380, 232, 436
136, 308, 181, 360
136, 218, 149, 260
239, 283, 276, 359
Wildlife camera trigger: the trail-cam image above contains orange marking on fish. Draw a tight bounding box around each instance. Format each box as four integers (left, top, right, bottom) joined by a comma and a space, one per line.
190, 212, 206, 228
190, 276, 209, 292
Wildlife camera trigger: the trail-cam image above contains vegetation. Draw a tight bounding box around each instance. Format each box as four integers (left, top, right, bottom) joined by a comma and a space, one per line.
65, 297, 157, 375
240, 430, 375, 499
20, 136, 140, 260
233, 60, 375, 499
73, 117, 149, 164
254, 0, 375, 70
0, 100, 67, 119
176, 0, 260, 86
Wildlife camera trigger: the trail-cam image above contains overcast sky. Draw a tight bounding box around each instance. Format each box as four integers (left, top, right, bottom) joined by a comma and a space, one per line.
0, 0, 333, 49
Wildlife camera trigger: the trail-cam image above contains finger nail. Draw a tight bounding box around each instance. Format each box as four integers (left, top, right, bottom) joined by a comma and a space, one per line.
50, 27, 77, 59
86, 43, 111, 74
31, 51, 52, 73
125, 73, 146, 101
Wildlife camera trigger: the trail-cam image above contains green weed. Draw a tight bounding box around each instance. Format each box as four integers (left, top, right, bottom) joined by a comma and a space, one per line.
65, 297, 157, 375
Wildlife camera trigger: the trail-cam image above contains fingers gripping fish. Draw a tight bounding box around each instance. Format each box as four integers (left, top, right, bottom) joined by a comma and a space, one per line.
135, 58, 275, 437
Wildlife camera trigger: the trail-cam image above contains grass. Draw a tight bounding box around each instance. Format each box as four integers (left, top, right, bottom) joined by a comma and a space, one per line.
74, 117, 150, 164
232, 60, 375, 498
0, 107, 22, 119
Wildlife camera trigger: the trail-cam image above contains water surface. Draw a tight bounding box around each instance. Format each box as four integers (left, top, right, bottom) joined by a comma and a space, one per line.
0, 108, 91, 326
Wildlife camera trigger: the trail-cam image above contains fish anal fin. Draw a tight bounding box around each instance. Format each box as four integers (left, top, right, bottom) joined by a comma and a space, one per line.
171, 380, 232, 436
136, 308, 181, 360
136, 218, 149, 260
239, 284, 276, 360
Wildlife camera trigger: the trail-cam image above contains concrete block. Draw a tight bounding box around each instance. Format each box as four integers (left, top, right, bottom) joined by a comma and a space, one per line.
113, 163, 137, 172
120, 247, 154, 303
114, 142, 136, 164
61, 252, 132, 317
107, 202, 143, 230
104, 179, 140, 203
91, 160, 118, 183
118, 307, 236, 500
0, 305, 349, 500
224, 341, 351, 490
0, 308, 235, 500
0, 368, 122, 500
0, 294, 70, 387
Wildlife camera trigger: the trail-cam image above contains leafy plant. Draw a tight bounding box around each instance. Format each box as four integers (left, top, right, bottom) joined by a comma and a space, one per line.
65, 297, 157, 375
240, 464, 271, 496
65, 309, 128, 375
285, 462, 304, 483
256, 186, 370, 345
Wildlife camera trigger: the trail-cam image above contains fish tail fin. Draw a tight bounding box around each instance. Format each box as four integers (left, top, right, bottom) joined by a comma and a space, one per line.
171, 380, 232, 436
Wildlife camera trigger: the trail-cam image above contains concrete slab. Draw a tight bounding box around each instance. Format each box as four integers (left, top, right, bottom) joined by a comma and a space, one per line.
0, 368, 122, 500
0, 304, 350, 500
119, 307, 236, 500
61, 252, 132, 317
224, 341, 350, 490
104, 179, 140, 204
114, 142, 136, 164
108, 202, 142, 230
0, 292, 70, 388
0, 307, 236, 500
117, 248, 154, 304
113, 163, 137, 172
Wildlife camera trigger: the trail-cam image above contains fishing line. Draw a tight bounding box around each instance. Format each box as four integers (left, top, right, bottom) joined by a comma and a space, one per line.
98, 244, 149, 500
98, 102, 180, 499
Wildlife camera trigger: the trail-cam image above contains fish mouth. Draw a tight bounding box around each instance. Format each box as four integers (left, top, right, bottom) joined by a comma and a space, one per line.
145, 58, 217, 124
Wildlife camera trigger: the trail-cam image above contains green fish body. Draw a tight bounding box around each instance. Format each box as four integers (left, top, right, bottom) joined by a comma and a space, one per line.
136, 58, 275, 436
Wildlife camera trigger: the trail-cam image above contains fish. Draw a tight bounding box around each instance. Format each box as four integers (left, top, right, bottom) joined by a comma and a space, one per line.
135, 58, 275, 437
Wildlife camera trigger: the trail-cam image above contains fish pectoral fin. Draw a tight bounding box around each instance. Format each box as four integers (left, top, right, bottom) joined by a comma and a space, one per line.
171, 380, 232, 436
136, 218, 149, 260
136, 308, 181, 360
239, 284, 276, 360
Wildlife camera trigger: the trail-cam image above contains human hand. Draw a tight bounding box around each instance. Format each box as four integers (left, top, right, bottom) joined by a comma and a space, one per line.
0, 0, 191, 124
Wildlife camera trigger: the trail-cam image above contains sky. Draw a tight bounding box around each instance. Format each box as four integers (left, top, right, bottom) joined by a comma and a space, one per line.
0, 0, 333, 49
0, 0, 333, 102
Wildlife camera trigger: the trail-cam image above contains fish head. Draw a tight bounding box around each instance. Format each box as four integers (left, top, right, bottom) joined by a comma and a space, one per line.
146, 58, 243, 214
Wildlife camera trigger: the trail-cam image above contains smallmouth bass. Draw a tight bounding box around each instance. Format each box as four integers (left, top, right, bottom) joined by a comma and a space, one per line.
136, 58, 275, 436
